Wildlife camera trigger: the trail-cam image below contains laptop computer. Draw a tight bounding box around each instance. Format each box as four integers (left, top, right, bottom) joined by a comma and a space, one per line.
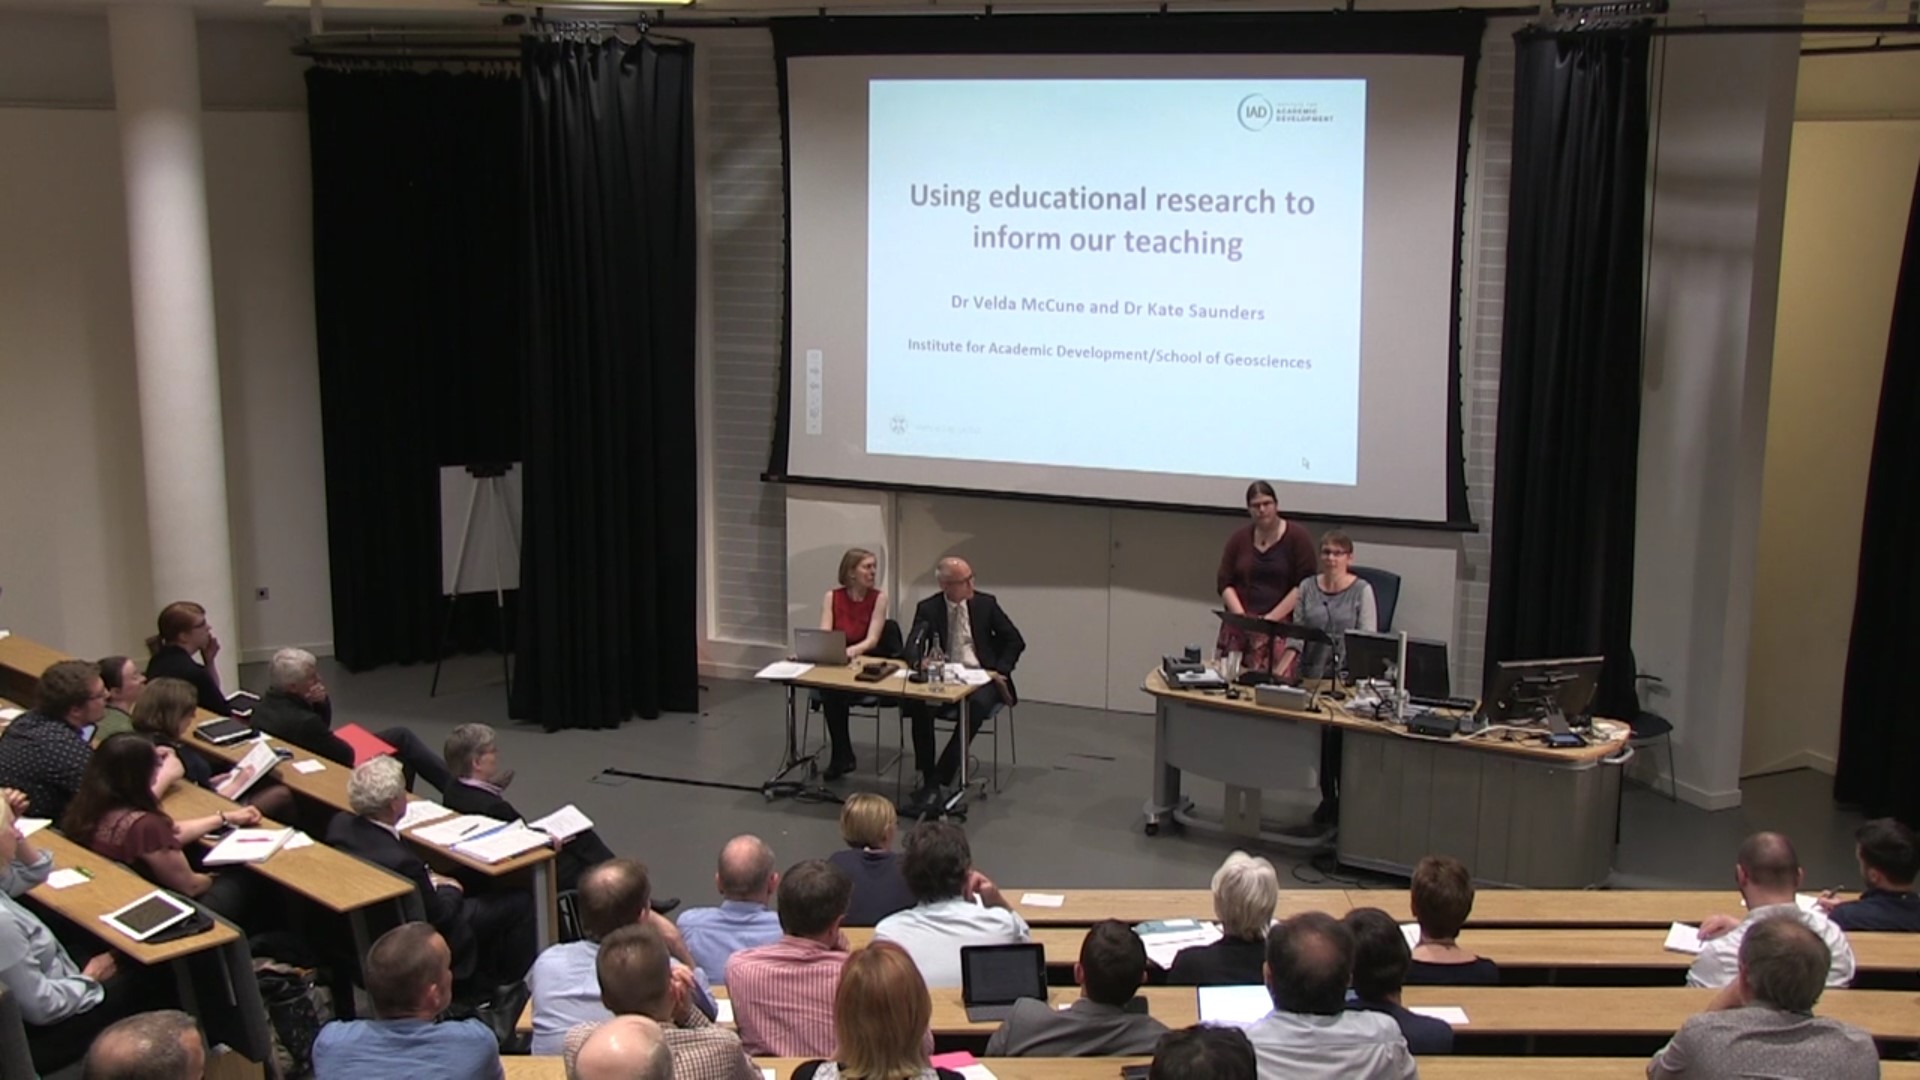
961, 943, 1048, 1022
1196, 984, 1274, 1028
792, 628, 847, 665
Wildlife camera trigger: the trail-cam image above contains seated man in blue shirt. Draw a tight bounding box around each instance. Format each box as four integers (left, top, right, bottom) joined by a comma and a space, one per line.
1818, 818, 1920, 932
678, 835, 783, 985
313, 923, 503, 1080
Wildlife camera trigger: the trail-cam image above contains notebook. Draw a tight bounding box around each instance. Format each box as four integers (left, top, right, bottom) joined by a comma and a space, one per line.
336, 724, 397, 766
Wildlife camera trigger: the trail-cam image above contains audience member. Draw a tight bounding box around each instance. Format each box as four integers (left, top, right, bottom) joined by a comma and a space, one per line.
1166, 850, 1277, 986
679, 835, 784, 985
1342, 907, 1453, 1054
985, 919, 1168, 1056
94, 656, 145, 744
1690, 832, 1855, 989
828, 793, 915, 927
1649, 917, 1879, 1079
131, 677, 295, 821
727, 859, 855, 1057
82, 1009, 205, 1080
873, 821, 1030, 988
570, 1015, 672, 1080
327, 756, 535, 989
1149, 1025, 1258, 1080
529, 858, 714, 1055
312, 923, 503, 1080
1244, 912, 1415, 1080
251, 648, 454, 796
442, 722, 652, 902
0, 659, 111, 820
63, 733, 260, 924
0, 789, 53, 897
143, 602, 229, 717
790, 942, 963, 1080
1405, 855, 1500, 985
0, 808, 143, 1074
562, 923, 757, 1080
1820, 818, 1920, 932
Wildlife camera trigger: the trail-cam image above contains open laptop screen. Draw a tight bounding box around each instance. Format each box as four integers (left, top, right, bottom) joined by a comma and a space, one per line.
1196, 984, 1273, 1028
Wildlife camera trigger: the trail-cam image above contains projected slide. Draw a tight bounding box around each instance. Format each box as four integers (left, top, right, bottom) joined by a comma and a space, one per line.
865, 79, 1365, 485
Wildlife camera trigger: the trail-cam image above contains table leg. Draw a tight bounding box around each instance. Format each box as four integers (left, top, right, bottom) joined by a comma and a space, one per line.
535, 860, 556, 949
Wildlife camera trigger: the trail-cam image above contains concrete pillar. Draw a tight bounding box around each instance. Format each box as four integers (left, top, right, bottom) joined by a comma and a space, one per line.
109, 6, 239, 689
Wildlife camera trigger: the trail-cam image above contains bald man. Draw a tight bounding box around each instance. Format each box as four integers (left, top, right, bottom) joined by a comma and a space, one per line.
1688, 832, 1856, 989
676, 836, 782, 985
902, 557, 1025, 804
83, 1010, 205, 1080
573, 1015, 673, 1080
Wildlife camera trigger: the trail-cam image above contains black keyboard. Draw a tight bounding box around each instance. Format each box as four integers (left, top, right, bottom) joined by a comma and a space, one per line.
1408, 694, 1478, 711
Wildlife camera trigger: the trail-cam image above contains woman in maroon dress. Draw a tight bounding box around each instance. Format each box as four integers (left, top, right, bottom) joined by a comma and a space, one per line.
1215, 481, 1317, 677
819, 547, 889, 779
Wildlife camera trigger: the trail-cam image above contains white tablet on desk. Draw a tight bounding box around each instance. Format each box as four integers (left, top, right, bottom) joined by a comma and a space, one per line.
100, 890, 196, 942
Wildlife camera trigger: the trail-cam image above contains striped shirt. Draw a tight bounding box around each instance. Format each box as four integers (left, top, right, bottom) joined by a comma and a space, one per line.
724, 935, 848, 1057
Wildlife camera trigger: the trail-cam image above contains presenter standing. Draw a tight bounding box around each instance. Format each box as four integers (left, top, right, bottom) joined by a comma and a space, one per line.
819, 548, 889, 780
1215, 482, 1317, 677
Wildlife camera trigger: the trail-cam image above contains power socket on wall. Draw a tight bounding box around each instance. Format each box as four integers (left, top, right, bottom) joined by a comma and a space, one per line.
255, 588, 270, 601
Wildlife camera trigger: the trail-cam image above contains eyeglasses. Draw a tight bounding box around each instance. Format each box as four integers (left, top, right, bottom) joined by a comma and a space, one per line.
1319, 548, 1351, 557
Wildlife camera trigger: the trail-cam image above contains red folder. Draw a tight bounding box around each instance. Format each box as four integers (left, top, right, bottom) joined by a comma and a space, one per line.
336, 723, 397, 766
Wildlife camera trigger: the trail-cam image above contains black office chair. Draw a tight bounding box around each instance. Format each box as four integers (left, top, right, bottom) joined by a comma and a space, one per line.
1350, 565, 1402, 632
1631, 653, 1678, 802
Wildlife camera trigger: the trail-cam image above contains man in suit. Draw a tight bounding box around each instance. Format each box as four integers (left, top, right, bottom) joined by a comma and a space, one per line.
326, 755, 536, 991
984, 919, 1168, 1057
902, 557, 1025, 804
254, 648, 455, 796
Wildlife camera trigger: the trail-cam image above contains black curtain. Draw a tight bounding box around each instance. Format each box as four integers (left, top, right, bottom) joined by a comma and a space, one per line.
1833, 167, 1920, 825
307, 68, 523, 670
512, 37, 700, 730
1484, 30, 1650, 719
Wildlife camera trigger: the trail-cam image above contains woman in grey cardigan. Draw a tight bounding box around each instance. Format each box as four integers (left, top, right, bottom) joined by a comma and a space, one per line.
1280, 529, 1378, 680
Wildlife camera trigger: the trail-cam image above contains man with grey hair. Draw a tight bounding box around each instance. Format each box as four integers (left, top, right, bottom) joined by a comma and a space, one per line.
82, 1009, 205, 1080
571, 1014, 673, 1080
1167, 850, 1278, 986
901, 556, 1025, 806
1648, 916, 1879, 1079
326, 756, 535, 989
676, 836, 783, 986
439, 723, 660, 908
252, 648, 454, 794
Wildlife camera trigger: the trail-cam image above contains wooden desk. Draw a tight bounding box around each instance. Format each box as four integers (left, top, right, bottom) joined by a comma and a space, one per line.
161, 782, 414, 960
1344, 889, 1841, 928
1007, 888, 1349, 926
923, 985, 1920, 1039
0, 633, 67, 704
1142, 670, 1631, 887
24, 829, 239, 966
503, 1058, 566, 1080
767, 660, 977, 804
753, 1060, 1151, 1079
745, 1063, 1920, 1080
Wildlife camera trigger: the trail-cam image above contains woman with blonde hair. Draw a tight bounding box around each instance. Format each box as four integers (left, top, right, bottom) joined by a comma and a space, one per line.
792, 941, 961, 1080
827, 793, 914, 926
817, 547, 890, 779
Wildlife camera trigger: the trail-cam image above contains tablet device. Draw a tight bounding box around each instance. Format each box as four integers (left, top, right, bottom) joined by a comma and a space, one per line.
1196, 984, 1273, 1028
960, 943, 1047, 1022
194, 718, 254, 746
100, 891, 196, 942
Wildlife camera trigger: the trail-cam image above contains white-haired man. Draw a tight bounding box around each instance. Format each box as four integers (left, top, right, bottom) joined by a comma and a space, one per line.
901, 556, 1025, 806
252, 648, 455, 794
325, 756, 535, 990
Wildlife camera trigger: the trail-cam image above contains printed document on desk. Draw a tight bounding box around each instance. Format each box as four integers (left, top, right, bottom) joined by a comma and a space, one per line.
456, 824, 550, 864
396, 800, 454, 831
204, 828, 293, 865
529, 804, 593, 841
413, 814, 508, 846
755, 660, 815, 680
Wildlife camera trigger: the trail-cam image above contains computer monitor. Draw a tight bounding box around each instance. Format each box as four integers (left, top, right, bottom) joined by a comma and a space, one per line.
1484, 656, 1604, 728
1342, 631, 1451, 699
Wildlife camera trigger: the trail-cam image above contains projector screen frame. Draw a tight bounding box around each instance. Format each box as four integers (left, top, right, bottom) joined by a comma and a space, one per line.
765, 12, 1485, 531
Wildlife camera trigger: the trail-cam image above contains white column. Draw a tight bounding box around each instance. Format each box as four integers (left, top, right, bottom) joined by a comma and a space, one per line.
109, 6, 240, 689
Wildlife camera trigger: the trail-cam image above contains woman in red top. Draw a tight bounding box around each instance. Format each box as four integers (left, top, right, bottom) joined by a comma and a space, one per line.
62, 733, 261, 925
819, 547, 889, 779
1215, 481, 1318, 678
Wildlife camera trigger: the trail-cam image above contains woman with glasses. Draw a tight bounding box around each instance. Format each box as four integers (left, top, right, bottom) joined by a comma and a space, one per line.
143, 601, 229, 716
1276, 529, 1377, 680
1214, 481, 1317, 678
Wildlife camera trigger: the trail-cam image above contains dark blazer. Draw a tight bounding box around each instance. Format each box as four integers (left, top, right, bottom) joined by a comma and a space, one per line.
905, 589, 1026, 705
145, 645, 230, 716
325, 812, 477, 979
251, 690, 354, 766
1351, 998, 1454, 1054
1164, 936, 1267, 987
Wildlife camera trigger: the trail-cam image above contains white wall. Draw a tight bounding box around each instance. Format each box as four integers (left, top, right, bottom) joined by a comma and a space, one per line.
1743, 121, 1920, 777
0, 11, 328, 664
1633, 33, 1801, 809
